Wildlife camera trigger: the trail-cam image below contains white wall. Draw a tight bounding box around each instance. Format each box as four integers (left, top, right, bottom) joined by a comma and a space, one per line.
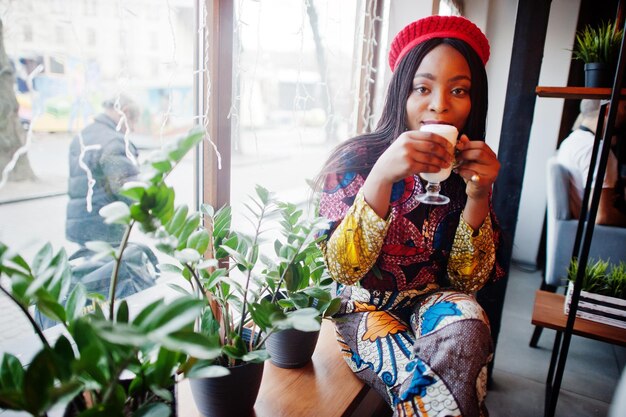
512, 0, 581, 265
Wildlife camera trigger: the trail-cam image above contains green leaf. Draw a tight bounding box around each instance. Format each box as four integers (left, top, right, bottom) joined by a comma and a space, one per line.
167, 128, 204, 163
174, 248, 201, 264
36, 298, 66, 324
92, 321, 150, 347
23, 349, 55, 414
278, 307, 321, 332
187, 229, 210, 254
133, 401, 172, 417
32, 243, 54, 275
146, 298, 205, 337
186, 364, 230, 379
166, 205, 189, 235
160, 331, 221, 360
197, 258, 219, 270
116, 300, 130, 324
200, 204, 214, 218
176, 213, 201, 250
324, 297, 342, 317
119, 181, 149, 201
52, 336, 76, 378
151, 159, 173, 174
133, 299, 166, 328
242, 349, 270, 363
158, 263, 184, 274
0, 353, 24, 391
65, 283, 88, 321
99, 201, 131, 225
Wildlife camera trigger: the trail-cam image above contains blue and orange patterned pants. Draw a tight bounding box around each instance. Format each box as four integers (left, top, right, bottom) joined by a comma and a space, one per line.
333, 289, 492, 417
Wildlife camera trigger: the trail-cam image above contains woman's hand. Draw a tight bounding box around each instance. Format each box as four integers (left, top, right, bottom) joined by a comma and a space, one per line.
369, 130, 455, 184
454, 135, 500, 201
362, 130, 454, 218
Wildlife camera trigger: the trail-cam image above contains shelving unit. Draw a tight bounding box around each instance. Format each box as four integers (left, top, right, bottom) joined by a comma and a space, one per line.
533, 12, 626, 416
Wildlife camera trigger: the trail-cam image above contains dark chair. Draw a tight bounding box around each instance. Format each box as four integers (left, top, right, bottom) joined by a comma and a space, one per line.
529, 156, 626, 347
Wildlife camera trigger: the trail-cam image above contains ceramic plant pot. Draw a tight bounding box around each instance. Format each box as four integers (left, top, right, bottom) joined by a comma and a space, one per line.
584, 62, 612, 88
189, 360, 265, 417
266, 327, 321, 368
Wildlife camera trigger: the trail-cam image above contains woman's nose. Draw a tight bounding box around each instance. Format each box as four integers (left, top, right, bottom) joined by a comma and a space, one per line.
428, 90, 448, 113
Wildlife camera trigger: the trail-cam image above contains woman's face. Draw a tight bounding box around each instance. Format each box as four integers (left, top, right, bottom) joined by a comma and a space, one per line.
405, 44, 472, 132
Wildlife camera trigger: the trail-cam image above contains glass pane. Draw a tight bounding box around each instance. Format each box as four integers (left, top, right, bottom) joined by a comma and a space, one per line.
0, 0, 195, 344
230, 0, 360, 220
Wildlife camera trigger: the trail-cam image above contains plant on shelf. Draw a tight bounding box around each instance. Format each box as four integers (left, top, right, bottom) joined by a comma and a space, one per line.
571, 20, 624, 87
0, 128, 217, 417
568, 258, 626, 300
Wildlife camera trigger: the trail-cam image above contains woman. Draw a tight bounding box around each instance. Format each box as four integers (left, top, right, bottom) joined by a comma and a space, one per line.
315, 15, 503, 417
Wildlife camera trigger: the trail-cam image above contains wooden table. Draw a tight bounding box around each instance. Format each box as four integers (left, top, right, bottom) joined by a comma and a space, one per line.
179, 320, 376, 417
531, 290, 626, 346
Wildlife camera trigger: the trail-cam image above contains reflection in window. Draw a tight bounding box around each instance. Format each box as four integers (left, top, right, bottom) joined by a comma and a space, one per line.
0, 0, 195, 344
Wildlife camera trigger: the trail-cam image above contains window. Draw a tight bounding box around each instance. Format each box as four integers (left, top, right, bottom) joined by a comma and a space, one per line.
23, 24, 33, 42
86, 28, 96, 46
0, 0, 375, 348
0, 0, 195, 344
228, 0, 362, 212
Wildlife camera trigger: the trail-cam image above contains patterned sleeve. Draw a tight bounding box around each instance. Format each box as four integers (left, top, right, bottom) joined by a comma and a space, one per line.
318, 178, 391, 285
446, 213, 496, 293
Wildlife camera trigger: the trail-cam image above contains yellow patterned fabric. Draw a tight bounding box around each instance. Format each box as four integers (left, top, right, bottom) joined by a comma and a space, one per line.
321, 190, 391, 285
447, 214, 496, 293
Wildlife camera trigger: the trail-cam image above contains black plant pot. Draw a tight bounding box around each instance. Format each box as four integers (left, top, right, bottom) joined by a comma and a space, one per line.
584, 62, 613, 88
189, 361, 265, 417
266, 328, 321, 368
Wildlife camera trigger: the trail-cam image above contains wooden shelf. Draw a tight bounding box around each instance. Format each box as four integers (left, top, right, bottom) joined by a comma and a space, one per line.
531, 290, 626, 346
535, 86, 626, 99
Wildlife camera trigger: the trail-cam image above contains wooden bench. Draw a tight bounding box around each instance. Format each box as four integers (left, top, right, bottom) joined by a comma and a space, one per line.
178, 320, 390, 417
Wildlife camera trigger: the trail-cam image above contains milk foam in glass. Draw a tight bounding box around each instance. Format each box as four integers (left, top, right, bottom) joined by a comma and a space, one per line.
416, 124, 458, 205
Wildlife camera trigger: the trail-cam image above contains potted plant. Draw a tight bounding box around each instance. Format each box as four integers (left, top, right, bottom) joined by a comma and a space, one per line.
564, 258, 626, 329
0, 128, 219, 417
152, 185, 329, 416
572, 21, 624, 87
0, 126, 335, 416
261, 201, 340, 368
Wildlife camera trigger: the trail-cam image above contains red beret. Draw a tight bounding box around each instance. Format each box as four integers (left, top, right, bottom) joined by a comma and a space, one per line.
388, 15, 490, 72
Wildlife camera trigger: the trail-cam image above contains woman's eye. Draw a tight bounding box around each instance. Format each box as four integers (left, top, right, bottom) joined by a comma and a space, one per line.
413, 86, 428, 94
451, 87, 469, 96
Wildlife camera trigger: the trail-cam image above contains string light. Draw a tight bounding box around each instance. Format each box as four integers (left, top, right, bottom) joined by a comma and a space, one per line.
0, 63, 42, 190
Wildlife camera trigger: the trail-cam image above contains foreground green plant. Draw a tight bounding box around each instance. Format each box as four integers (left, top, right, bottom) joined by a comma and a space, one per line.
0, 128, 218, 417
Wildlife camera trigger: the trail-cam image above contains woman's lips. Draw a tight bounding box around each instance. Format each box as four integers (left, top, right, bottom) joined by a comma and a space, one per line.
421, 121, 452, 125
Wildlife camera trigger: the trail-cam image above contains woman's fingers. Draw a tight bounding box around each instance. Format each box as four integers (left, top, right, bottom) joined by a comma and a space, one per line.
454, 137, 500, 185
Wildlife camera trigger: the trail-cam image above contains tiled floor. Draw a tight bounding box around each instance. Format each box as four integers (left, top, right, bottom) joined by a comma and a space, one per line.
486, 263, 626, 417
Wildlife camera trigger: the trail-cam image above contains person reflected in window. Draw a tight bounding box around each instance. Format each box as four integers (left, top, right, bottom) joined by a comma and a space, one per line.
557, 99, 626, 227
314, 16, 503, 417
66, 94, 140, 246
62, 95, 156, 311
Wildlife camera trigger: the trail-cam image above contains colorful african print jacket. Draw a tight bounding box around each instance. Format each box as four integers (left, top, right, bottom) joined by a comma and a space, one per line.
319, 171, 501, 295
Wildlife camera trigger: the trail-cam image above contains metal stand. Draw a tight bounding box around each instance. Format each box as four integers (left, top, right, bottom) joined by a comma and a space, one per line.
543, 25, 626, 417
